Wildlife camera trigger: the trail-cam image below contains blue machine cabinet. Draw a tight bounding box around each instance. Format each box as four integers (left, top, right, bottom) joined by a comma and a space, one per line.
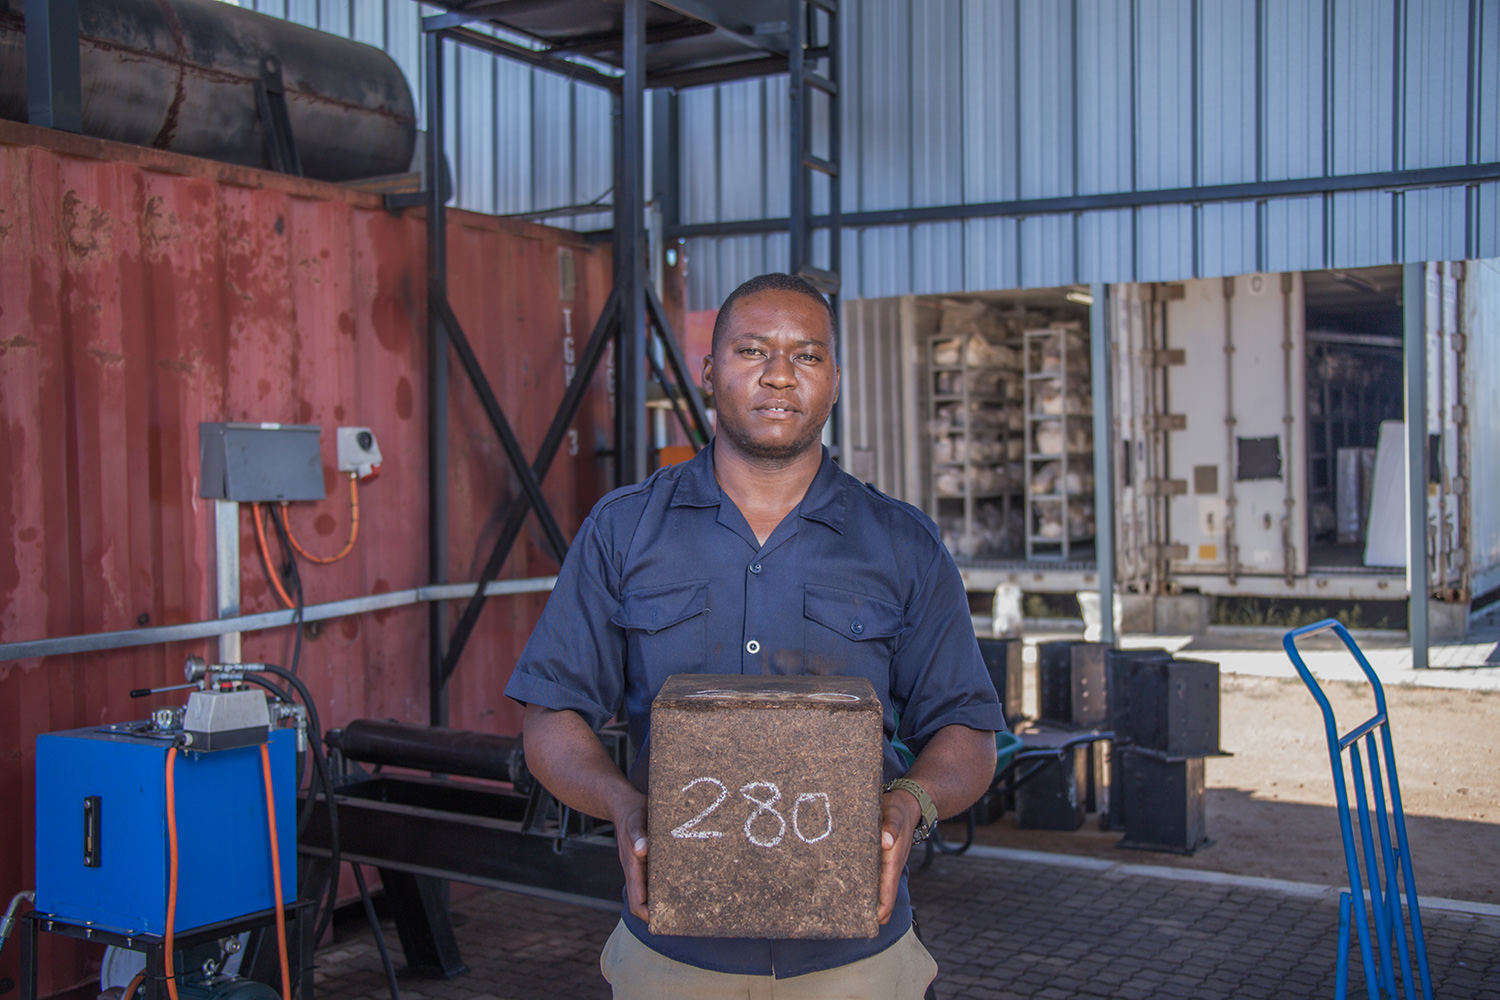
34, 725, 296, 936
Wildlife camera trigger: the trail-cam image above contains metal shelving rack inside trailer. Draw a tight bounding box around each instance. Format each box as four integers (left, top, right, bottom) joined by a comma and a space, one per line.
1024, 324, 1094, 560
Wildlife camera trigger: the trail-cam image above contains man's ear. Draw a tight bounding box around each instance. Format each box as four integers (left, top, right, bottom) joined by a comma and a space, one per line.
701, 353, 714, 390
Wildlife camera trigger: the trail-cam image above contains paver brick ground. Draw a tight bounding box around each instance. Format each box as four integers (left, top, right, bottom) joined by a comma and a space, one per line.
313, 852, 1500, 999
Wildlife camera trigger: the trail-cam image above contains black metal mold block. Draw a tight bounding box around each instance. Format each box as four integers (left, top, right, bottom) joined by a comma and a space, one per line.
1117, 657, 1221, 757
1036, 641, 1080, 726
1014, 745, 1087, 832
1115, 751, 1209, 855
977, 637, 1025, 727
1069, 642, 1110, 728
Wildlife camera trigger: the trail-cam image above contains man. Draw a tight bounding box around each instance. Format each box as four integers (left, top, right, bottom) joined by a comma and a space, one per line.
505, 272, 1004, 999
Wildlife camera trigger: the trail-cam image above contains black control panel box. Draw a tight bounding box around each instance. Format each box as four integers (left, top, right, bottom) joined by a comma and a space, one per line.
199, 422, 325, 502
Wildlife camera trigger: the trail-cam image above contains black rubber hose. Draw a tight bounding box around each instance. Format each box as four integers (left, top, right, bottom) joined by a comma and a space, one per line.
238, 674, 313, 837
245, 663, 340, 948
268, 506, 305, 678
350, 864, 400, 1000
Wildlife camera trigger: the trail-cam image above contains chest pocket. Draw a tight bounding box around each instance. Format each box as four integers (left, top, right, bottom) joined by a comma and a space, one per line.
803, 583, 904, 642
612, 579, 710, 678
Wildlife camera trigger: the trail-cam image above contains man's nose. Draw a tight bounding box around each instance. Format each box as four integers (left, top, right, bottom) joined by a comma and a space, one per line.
760, 352, 797, 387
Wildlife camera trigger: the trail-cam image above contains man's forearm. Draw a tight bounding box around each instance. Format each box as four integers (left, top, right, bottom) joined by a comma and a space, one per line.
521, 704, 640, 820
895, 723, 998, 822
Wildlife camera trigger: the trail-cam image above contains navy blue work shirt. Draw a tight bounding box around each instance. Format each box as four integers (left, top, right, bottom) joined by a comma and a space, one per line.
506, 442, 1006, 978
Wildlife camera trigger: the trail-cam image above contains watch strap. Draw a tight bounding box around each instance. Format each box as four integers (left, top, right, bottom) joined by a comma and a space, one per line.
885, 776, 938, 843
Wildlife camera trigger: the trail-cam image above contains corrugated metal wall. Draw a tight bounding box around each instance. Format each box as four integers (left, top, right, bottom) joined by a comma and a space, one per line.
680, 0, 1500, 307
0, 120, 614, 997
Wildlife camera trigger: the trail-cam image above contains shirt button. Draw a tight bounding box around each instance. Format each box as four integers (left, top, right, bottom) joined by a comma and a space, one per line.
750, 562, 763, 574
746, 639, 761, 654
850, 620, 864, 635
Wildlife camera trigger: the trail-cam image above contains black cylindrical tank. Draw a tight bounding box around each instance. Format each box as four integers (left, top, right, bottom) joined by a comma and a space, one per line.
0, 0, 417, 182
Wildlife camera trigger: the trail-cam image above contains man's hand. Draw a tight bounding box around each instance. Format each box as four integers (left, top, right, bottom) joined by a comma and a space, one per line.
522, 704, 651, 919
877, 786, 924, 923
611, 788, 651, 921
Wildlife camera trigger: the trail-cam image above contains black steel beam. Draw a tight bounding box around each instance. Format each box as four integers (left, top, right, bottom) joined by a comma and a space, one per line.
616, 0, 650, 486
650, 0, 787, 55
439, 25, 622, 91
647, 54, 790, 91
438, 291, 621, 686
549, 20, 714, 55
645, 285, 713, 444
24, 0, 82, 133
429, 289, 570, 564
667, 161, 1500, 239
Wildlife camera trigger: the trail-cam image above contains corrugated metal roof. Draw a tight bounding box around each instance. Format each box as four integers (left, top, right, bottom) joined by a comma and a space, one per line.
240, 0, 1496, 307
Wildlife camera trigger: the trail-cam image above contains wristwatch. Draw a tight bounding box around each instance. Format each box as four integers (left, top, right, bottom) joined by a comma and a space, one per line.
884, 777, 938, 844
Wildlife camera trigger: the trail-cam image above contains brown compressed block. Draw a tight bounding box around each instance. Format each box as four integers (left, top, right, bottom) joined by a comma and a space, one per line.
646, 673, 883, 940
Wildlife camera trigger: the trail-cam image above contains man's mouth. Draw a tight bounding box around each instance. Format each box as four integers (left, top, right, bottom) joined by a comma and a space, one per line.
757, 400, 799, 414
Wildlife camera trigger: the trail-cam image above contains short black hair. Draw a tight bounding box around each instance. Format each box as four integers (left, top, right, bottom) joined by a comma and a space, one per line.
711, 272, 838, 355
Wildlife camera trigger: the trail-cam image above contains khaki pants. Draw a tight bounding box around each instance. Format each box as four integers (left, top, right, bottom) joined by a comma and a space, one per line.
599, 921, 938, 1000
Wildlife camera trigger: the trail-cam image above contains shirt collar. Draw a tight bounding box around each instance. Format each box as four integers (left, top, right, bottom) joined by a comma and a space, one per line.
669, 440, 849, 535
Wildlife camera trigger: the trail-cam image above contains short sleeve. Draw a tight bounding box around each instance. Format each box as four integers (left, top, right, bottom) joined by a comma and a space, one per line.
504, 515, 626, 733
888, 541, 1007, 757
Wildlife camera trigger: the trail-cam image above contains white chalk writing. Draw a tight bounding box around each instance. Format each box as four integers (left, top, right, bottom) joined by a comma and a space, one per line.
666, 776, 836, 847
740, 782, 787, 847
792, 792, 833, 843
669, 777, 729, 839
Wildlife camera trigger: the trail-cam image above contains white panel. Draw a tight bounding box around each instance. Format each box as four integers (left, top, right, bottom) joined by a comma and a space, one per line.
530, 73, 572, 216
1264, 197, 1326, 273
718, 81, 764, 220
963, 218, 1021, 291
685, 238, 719, 310
571, 84, 612, 232
1479, 183, 1500, 261
1262, 0, 1325, 181
763, 76, 790, 218
1077, 210, 1134, 284
962, 0, 1019, 203
492, 60, 532, 215
1136, 206, 1194, 282
1402, 187, 1468, 263
1482, 1, 1500, 164
1197, 0, 1256, 186
1135, 0, 1193, 190
1018, 0, 1073, 199
1019, 215, 1073, 288
911, 0, 964, 208
717, 237, 766, 301
857, 0, 911, 212
910, 222, 964, 295
351, 0, 384, 47
1332, 0, 1396, 174
860, 228, 910, 300
285, 0, 317, 26
318, 0, 349, 36
457, 43, 496, 215
1465, 258, 1500, 587
1331, 191, 1394, 268
1075, 0, 1133, 195
389, 6, 423, 130
680, 89, 719, 225
1198, 202, 1257, 278
1401, 0, 1469, 170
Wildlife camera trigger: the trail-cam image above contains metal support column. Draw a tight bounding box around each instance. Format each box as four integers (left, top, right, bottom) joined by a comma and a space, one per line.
1090, 285, 1117, 645
1403, 262, 1428, 669
615, 0, 650, 486
24, 0, 82, 133
214, 500, 242, 663
425, 26, 451, 725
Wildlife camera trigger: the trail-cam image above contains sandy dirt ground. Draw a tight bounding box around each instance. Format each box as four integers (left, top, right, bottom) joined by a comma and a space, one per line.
947, 673, 1500, 905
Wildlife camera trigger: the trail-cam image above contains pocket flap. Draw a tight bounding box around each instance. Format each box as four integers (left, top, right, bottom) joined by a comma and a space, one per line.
611, 579, 710, 633
804, 583, 903, 640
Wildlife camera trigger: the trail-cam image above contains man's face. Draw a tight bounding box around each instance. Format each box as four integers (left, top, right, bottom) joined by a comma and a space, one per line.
702, 288, 840, 464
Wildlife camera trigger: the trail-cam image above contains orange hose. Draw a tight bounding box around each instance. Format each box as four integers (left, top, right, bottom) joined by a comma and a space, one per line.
281, 475, 359, 564
123, 971, 146, 1000
260, 743, 293, 1000
252, 503, 296, 609
164, 747, 181, 1000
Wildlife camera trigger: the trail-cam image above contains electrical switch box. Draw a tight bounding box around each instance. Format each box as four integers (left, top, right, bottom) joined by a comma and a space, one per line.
199, 423, 325, 502
336, 426, 383, 479
34, 726, 296, 935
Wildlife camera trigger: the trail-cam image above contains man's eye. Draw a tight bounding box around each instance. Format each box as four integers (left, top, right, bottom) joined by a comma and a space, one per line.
740, 347, 763, 357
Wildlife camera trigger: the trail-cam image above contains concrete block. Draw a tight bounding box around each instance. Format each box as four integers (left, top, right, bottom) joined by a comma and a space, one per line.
1154, 594, 1208, 635
1429, 600, 1468, 642
1118, 594, 1155, 634
647, 674, 883, 939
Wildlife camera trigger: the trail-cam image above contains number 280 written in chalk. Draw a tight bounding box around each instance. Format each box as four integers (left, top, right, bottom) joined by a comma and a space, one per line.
669, 777, 833, 848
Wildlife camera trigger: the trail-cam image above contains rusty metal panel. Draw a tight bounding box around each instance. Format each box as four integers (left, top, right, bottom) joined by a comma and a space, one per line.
0, 120, 613, 996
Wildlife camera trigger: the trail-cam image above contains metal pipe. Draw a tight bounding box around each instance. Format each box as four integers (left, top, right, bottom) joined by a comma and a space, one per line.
1404, 263, 1428, 668
0, 577, 557, 663
664, 162, 1500, 240
327, 719, 524, 785
425, 24, 449, 727
616, 0, 648, 486
1090, 284, 1116, 645
1280, 272, 1297, 586
214, 499, 242, 664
